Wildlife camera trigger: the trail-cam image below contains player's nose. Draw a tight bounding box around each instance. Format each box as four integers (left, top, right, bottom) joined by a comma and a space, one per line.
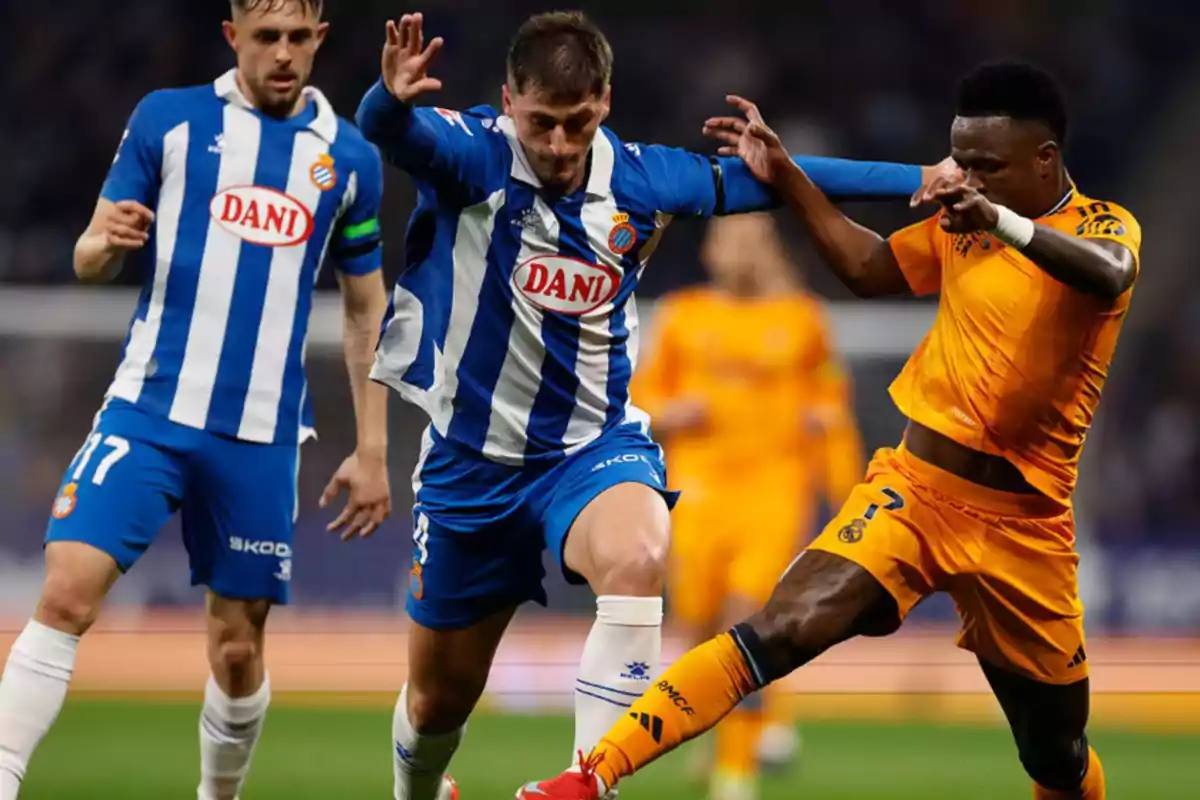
548, 127, 571, 158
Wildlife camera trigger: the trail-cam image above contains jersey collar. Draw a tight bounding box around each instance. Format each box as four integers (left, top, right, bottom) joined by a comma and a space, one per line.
213, 69, 338, 143
496, 116, 615, 199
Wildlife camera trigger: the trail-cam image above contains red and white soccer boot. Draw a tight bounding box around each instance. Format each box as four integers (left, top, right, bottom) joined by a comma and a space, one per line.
515, 751, 610, 799
439, 775, 460, 799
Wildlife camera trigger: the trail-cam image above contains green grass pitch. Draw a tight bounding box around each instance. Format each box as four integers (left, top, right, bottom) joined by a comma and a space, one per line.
20, 697, 1198, 798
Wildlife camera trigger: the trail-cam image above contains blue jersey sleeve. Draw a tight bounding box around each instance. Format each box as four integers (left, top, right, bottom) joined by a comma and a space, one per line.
100, 94, 165, 207
355, 79, 493, 198
330, 144, 384, 276
636, 145, 922, 217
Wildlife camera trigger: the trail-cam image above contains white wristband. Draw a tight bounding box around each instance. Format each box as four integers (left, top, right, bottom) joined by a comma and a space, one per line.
991, 205, 1036, 249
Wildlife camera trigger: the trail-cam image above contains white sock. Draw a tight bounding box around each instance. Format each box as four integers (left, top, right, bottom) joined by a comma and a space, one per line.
392, 683, 464, 800
197, 673, 270, 800
0, 620, 79, 799
572, 595, 663, 763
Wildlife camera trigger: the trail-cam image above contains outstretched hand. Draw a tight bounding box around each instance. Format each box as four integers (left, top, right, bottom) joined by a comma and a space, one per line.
382, 12, 444, 102
702, 95, 794, 186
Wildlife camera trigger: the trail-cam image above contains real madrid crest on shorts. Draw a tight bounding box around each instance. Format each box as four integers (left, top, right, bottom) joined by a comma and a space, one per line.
51, 483, 78, 520
838, 517, 866, 544
608, 212, 637, 255
309, 153, 337, 191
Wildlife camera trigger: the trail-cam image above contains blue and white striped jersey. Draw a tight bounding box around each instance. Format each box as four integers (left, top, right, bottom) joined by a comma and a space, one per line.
100, 69, 384, 445
358, 80, 920, 466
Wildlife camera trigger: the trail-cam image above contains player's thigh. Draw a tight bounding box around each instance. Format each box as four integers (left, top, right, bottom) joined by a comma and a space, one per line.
978, 657, 1091, 789
951, 512, 1087, 685
45, 426, 183, 587
552, 433, 677, 595
181, 435, 299, 606
406, 605, 517, 735
666, 495, 728, 631
406, 509, 546, 634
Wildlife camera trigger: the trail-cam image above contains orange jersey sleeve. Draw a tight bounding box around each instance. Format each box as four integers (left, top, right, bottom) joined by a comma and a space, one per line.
889, 216, 943, 296
887, 190, 1142, 506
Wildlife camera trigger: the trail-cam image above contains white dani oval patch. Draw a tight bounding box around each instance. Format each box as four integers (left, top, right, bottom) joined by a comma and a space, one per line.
209, 185, 314, 247
512, 255, 620, 316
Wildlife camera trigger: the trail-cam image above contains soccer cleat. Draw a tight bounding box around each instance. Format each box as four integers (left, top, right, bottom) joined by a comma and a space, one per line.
439, 775, 460, 800
515, 750, 609, 799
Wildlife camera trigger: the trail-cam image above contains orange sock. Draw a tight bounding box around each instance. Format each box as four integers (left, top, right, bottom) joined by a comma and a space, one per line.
1033, 747, 1105, 799
714, 705, 762, 779
593, 632, 760, 790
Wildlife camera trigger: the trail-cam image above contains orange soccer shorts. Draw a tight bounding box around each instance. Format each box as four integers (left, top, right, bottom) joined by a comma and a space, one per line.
807, 444, 1087, 684
669, 476, 814, 630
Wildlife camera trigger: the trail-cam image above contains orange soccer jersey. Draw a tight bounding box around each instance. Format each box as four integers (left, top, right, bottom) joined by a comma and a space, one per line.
633, 287, 863, 624
888, 191, 1142, 506
808, 188, 1142, 684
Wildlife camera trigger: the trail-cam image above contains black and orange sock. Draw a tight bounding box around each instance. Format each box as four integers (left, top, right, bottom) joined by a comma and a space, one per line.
593, 626, 767, 790
1033, 746, 1105, 799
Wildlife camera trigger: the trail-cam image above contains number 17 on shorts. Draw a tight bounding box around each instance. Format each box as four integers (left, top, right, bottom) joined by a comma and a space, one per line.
45, 428, 183, 573
52, 433, 133, 518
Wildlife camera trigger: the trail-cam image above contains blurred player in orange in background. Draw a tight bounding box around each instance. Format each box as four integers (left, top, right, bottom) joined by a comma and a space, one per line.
630, 212, 863, 800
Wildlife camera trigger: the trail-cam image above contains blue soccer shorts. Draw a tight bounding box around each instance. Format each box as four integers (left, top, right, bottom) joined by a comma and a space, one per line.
406, 423, 680, 630
44, 400, 299, 604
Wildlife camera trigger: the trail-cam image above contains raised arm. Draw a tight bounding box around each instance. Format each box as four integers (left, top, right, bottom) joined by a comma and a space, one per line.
700, 95, 932, 297
355, 13, 489, 192
636, 144, 940, 221
719, 154, 924, 209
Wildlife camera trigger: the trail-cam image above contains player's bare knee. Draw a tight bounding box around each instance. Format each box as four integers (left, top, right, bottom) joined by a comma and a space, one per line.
205, 597, 269, 680
742, 551, 882, 677
746, 593, 844, 676
35, 582, 102, 636
406, 678, 481, 735
35, 543, 120, 635
589, 531, 668, 596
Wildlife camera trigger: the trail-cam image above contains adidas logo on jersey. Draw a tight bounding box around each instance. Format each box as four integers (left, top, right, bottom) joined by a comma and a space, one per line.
513, 254, 620, 316
210, 186, 315, 247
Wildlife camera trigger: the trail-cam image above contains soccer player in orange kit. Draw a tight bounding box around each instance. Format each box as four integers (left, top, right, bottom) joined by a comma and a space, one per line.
631, 212, 862, 799
522, 60, 1139, 800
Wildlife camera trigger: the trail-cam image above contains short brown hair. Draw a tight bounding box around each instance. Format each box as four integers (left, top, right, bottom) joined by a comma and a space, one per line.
231, 0, 323, 15
506, 11, 613, 103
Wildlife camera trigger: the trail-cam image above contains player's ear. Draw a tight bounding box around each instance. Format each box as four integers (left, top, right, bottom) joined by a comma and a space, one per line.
501, 83, 513, 116
600, 85, 612, 123
1036, 140, 1059, 180
315, 21, 330, 49
222, 20, 239, 52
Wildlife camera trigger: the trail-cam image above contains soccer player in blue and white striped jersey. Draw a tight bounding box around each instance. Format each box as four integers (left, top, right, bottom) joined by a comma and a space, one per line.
356, 12, 954, 800
0, 3, 392, 799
